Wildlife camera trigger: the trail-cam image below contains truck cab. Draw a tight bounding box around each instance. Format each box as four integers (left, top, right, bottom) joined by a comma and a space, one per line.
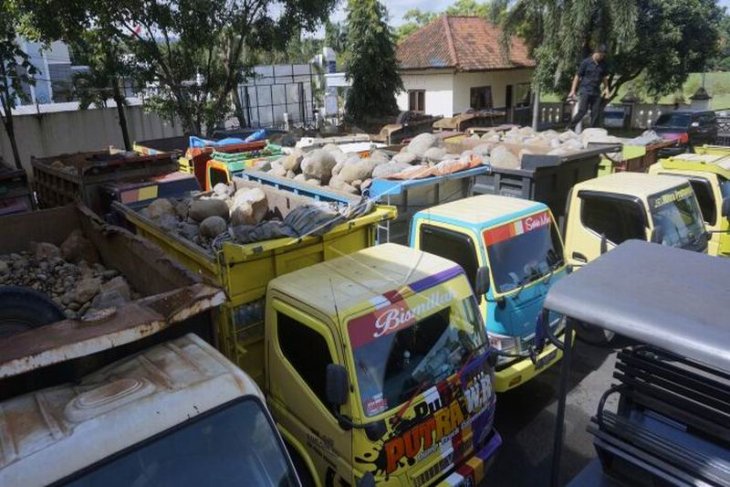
649, 151, 730, 257
0, 334, 299, 487
564, 172, 708, 267
409, 195, 568, 392
264, 243, 501, 486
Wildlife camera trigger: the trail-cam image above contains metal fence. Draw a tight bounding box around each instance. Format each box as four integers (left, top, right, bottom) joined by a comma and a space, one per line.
237, 64, 316, 130
716, 113, 730, 145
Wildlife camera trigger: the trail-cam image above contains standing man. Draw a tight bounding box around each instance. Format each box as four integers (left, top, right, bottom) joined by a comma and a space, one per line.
568, 44, 610, 130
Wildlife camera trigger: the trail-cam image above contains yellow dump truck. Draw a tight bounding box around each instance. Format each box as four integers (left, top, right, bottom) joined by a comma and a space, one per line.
649, 150, 730, 257
115, 182, 501, 486
564, 172, 708, 267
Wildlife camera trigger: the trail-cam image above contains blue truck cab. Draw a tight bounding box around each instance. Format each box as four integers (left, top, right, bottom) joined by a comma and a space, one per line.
410, 194, 568, 392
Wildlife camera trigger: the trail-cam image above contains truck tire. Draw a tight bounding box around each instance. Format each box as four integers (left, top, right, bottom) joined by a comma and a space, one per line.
0, 286, 66, 338
575, 322, 615, 346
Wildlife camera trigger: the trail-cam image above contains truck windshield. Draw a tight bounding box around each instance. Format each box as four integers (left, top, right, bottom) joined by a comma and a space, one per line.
347, 276, 487, 418
483, 210, 563, 294
62, 398, 298, 487
649, 185, 706, 249
655, 113, 691, 128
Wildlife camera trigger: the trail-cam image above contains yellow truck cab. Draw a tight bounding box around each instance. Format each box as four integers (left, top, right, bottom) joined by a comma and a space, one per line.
564, 172, 708, 267
265, 243, 501, 487
649, 151, 730, 257
409, 195, 568, 392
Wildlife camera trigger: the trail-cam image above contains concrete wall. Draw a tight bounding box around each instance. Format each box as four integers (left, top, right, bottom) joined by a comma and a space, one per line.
396, 70, 455, 117
452, 69, 533, 113
538, 101, 684, 130
0, 103, 183, 174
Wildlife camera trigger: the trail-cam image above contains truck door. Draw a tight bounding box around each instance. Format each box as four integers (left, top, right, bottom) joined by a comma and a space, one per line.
567, 191, 647, 265
268, 301, 352, 487
684, 176, 720, 256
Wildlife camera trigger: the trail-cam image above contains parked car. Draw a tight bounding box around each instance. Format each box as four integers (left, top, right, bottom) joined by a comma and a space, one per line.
602, 106, 627, 128
652, 110, 718, 157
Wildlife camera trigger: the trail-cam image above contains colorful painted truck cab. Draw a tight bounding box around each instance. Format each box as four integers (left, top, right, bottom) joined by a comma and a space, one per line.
410, 195, 568, 392
649, 150, 730, 257
267, 244, 501, 486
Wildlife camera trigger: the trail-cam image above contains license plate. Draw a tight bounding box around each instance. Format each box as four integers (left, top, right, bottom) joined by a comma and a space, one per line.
535, 349, 558, 370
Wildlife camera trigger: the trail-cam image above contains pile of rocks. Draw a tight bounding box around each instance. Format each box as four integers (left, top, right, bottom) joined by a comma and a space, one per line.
140, 184, 270, 248
0, 231, 140, 320
464, 126, 622, 169
262, 133, 481, 194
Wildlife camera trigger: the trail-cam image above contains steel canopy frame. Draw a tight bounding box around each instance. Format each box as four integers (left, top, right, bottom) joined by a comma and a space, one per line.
542, 240, 730, 487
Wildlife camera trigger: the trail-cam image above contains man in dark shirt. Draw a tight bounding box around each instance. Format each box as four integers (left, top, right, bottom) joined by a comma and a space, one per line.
568, 45, 610, 130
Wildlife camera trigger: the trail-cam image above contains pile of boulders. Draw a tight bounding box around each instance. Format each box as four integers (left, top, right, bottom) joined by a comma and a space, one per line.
140, 184, 271, 248
463, 126, 622, 169
0, 231, 139, 320
261, 133, 483, 194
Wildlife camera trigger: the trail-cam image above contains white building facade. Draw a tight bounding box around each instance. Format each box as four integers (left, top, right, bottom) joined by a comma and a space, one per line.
396, 15, 535, 118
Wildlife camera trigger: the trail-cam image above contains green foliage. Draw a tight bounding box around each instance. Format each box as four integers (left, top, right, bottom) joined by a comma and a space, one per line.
395, 1, 510, 43
0, 0, 40, 168
22, 0, 337, 135
395, 9, 437, 42
504, 0, 722, 101
70, 30, 130, 109
344, 0, 403, 123
446, 0, 489, 16
717, 57, 730, 72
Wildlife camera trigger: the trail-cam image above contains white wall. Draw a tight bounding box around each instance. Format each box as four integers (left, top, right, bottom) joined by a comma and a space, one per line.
0, 103, 183, 174
452, 69, 533, 114
397, 70, 455, 117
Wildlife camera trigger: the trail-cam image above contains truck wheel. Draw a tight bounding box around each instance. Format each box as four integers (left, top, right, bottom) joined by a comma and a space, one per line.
0, 286, 66, 338
575, 323, 615, 346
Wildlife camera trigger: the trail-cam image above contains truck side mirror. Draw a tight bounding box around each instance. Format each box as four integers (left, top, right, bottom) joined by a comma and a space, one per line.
600, 234, 608, 255
722, 197, 730, 218
474, 266, 490, 298
326, 364, 349, 407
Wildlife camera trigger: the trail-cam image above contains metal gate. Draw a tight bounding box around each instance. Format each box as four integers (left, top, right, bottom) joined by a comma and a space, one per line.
716, 112, 730, 145
238, 64, 316, 129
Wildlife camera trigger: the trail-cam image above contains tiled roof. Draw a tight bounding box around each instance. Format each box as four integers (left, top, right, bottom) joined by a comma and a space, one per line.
397, 15, 534, 71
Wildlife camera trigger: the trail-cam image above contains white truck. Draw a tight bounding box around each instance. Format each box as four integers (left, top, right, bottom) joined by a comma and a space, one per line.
0, 334, 299, 487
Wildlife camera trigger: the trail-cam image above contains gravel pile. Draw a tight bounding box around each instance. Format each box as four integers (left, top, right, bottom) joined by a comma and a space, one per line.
0, 231, 140, 320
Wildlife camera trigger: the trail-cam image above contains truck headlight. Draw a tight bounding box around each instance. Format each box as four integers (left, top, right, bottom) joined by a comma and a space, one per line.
489, 333, 518, 364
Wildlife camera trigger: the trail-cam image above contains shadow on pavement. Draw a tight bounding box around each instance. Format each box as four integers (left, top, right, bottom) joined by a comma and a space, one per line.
485, 338, 622, 486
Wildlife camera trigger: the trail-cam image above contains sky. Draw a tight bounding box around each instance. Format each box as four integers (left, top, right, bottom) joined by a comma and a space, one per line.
326, 0, 459, 27
326, 0, 730, 27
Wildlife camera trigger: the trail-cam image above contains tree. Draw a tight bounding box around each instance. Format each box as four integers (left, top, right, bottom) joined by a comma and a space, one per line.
70, 29, 133, 150
395, 9, 437, 41
446, 0, 489, 16
709, 11, 730, 71
0, 1, 38, 169
25, 0, 337, 135
395, 2, 512, 42
344, 0, 403, 124
503, 0, 722, 102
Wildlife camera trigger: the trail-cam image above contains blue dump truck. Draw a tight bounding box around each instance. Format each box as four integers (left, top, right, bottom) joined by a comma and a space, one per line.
409, 195, 568, 392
